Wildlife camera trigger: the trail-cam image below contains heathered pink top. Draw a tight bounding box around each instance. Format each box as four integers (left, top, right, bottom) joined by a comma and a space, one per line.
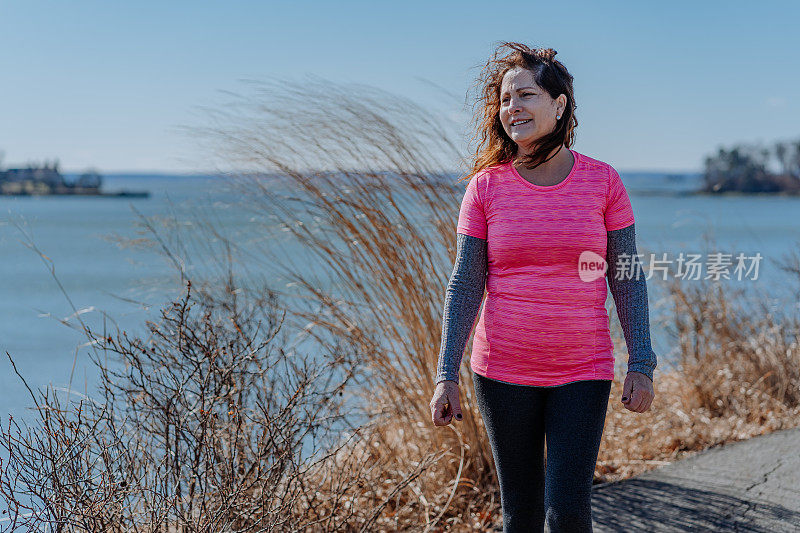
457, 148, 635, 386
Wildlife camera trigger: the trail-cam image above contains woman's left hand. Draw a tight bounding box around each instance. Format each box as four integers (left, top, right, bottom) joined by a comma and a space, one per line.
621, 371, 654, 413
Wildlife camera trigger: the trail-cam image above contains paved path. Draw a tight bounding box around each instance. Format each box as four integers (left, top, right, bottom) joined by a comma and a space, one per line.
590, 426, 800, 532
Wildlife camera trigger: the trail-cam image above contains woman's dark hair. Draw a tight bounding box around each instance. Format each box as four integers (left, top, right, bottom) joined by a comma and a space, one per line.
463, 41, 578, 181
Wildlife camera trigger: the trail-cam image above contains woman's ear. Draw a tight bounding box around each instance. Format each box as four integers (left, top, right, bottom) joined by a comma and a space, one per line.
557, 94, 568, 115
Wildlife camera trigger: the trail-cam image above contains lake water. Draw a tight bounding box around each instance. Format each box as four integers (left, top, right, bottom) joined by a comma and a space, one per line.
2, 171, 799, 420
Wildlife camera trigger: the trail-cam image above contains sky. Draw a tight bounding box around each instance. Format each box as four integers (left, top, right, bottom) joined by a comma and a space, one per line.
1, 0, 799, 173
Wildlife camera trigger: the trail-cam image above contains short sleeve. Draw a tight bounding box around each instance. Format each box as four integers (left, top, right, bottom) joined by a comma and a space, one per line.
456, 173, 488, 240
605, 166, 635, 231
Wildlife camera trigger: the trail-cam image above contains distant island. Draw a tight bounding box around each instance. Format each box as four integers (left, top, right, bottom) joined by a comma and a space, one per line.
0, 159, 149, 197
701, 138, 800, 195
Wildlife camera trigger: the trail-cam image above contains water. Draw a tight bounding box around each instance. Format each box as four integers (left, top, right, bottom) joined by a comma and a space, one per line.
2, 171, 799, 421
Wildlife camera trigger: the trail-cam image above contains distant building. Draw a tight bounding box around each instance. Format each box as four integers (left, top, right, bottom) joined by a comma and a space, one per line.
0, 160, 103, 195
2, 166, 64, 186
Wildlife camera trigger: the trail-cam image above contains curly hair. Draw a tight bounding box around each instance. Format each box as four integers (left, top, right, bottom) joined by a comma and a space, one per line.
462, 41, 578, 182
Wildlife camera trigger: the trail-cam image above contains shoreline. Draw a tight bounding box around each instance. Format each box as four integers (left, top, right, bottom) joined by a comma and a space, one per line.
632, 188, 800, 197
0, 190, 150, 198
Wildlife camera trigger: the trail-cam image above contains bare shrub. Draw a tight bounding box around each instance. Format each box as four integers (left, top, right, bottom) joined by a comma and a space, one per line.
0, 266, 393, 530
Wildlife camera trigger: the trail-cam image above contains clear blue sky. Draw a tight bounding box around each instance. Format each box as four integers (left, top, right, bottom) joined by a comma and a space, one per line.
2, 1, 798, 173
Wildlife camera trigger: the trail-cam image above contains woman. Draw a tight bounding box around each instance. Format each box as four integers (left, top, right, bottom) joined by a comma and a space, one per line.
429, 42, 657, 532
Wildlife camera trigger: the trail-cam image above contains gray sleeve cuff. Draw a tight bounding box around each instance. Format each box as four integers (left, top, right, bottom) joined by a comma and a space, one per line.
606, 223, 658, 382
435, 232, 487, 384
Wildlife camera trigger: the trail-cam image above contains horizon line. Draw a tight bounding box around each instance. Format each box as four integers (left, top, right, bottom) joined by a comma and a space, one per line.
47, 167, 704, 177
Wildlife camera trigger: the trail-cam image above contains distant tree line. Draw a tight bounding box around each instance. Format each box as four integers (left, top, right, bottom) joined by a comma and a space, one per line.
703, 138, 800, 193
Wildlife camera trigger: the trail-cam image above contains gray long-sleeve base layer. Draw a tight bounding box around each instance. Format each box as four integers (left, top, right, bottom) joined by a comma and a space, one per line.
435, 223, 657, 385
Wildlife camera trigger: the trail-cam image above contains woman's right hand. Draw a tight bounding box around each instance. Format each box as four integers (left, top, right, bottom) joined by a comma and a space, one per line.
430, 380, 463, 426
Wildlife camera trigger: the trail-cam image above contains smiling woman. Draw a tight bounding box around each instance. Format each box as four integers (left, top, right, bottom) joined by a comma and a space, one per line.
468, 43, 578, 181
430, 41, 657, 532
499, 65, 571, 184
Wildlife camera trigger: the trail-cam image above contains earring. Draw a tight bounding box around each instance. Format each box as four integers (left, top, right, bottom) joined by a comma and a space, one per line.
556, 114, 561, 120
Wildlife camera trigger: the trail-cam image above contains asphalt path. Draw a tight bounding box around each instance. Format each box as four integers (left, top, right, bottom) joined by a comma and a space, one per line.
590, 426, 800, 532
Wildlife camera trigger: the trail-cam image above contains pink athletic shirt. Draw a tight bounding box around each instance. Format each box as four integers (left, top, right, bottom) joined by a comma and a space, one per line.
457, 148, 635, 386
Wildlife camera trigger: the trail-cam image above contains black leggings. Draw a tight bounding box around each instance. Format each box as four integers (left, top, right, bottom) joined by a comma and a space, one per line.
472, 371, 612, 533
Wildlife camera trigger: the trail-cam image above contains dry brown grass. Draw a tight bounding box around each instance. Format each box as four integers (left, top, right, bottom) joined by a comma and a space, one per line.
598, 271, 800, 485
194, 77, 503, 531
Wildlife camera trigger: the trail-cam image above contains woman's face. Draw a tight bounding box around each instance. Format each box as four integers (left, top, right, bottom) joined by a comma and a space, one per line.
499, 67, 565, 149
